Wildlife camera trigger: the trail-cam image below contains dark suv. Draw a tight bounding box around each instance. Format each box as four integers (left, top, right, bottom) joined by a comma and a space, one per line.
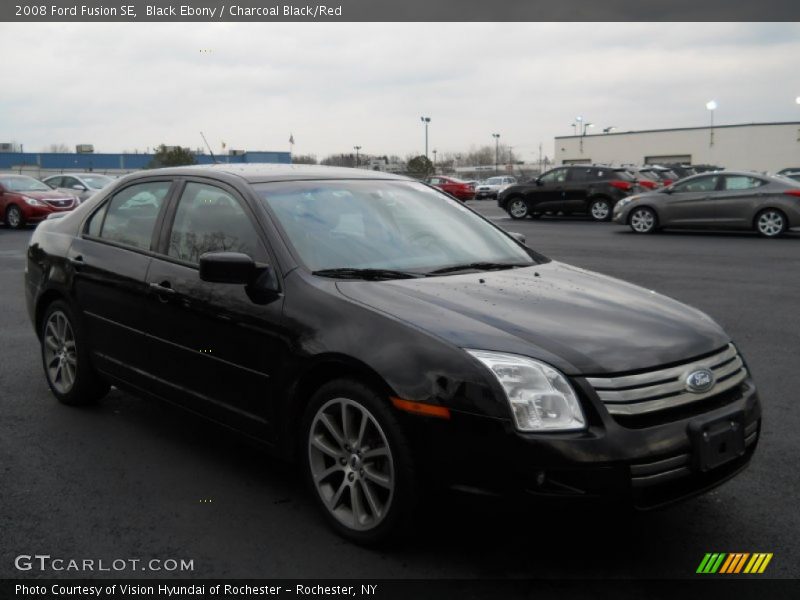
498, 166, 644, 221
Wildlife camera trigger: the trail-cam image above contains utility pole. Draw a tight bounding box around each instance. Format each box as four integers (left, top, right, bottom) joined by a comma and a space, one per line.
492, 133, 500, 175
354, 145, 361, 168
420, 117, 431, 159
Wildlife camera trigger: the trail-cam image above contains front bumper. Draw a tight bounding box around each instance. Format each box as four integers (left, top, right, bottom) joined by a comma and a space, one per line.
475, 190, 498, 199
403, 378, 761, 509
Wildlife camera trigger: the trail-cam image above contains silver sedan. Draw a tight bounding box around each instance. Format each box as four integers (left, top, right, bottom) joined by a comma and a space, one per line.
613, 171, 800, 237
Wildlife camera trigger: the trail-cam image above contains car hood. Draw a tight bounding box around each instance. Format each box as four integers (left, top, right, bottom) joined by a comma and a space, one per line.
18, 190, 76, 201
336, 262, 729, 376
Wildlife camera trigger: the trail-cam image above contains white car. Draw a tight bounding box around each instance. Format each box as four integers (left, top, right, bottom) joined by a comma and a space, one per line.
474, 176, 517, 199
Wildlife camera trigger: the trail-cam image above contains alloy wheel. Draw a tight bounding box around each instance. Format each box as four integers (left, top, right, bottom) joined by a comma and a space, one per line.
590, 200, 611, 221
630, 208, 656, 233
757, 210, 785, 237
43, 310, 78, 394
7, 206, 22, 228
508, 199, 528, 219
308, 397, 395, 532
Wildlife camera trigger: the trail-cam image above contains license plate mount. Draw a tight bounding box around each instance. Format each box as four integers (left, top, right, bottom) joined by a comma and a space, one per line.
688, 411, 746, 472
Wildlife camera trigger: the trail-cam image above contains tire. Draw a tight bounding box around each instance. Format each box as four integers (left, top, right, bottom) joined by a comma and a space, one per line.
301, 379, 418, 545
629, 207, 658, 234
506, 197, 529, 220
40, 300, 109, 406
5, 205, 24, 229
588, 198, 613, 222
754, 209, 787, 238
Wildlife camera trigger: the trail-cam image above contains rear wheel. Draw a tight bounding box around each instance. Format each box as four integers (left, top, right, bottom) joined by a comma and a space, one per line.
589, 198, 612, 222
629, 207, 658, 234
40, 300, 109, 405
302, 379, 418, 545
755, 209, 787, 238
507, 198, 529, 220
5, 205, 24, 229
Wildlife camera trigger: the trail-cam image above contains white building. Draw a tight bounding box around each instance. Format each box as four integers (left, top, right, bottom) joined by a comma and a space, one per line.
554, 122, 800, 172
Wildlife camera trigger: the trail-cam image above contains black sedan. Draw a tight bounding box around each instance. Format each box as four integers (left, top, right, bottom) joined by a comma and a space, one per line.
613, 170, 800, 237
26, 164, 760, 543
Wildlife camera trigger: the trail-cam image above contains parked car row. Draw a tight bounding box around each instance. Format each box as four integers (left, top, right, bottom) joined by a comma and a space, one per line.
495, 164, 800, 237
1, 173, 115, 229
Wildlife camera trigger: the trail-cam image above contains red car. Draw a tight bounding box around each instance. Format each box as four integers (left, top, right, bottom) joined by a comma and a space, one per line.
0, 175, 78, 229
426, 176, 475, 201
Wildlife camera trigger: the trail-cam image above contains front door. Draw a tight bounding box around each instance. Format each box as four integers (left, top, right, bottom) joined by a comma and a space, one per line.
142, 179, 286, 437
662, 175, 721, 226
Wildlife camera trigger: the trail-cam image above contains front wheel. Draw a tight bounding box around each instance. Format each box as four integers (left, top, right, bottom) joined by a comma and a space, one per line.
5, 205, 24, 229
302, 380, 418, 544
506, 198, 529, 220
40, 300, 110, 405
589, 198, 612, 222
755, 209, 787, 238
629, 207, 658, 234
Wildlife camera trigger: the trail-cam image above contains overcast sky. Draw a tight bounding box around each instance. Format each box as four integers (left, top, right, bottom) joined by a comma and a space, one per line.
2, 22, 799, 161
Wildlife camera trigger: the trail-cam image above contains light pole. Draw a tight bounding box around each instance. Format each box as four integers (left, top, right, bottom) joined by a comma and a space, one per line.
706, 100, 717, 147
492, 133, 500, 175
420, 117, 431, 159
353, 145, 361, 168
432, 149, 437, 173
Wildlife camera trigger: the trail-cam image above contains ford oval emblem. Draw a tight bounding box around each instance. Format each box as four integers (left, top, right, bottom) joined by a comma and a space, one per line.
685, 368, 715, 393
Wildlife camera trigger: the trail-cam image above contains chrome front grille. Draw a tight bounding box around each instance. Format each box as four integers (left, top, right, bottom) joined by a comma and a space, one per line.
586, 344, 747, 416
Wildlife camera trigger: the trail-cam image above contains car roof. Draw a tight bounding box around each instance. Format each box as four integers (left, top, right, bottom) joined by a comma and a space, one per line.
123, 163, 413, 184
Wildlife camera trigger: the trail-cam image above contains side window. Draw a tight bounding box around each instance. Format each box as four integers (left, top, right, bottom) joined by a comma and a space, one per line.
540, 169, 567, 184
91, 181, 170, 250
62, 176, 79, 189
672, 176, 719, 193
567, 169, 588, 182
168, 182, 264, 265
724, 176, 764, 191
45, 177, 62, 189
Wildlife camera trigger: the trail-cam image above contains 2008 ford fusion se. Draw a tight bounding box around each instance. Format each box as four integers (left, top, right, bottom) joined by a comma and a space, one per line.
25, 164, 761, 543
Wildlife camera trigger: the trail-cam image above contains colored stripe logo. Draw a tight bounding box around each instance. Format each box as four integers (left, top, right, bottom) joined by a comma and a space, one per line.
697, 553, 773, 574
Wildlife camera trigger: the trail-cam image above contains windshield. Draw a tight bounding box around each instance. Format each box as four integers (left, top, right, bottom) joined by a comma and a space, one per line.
0, 176, 51, 192
255, 180, 536, 273
485, 177, 503, 185
81, 175, 112, 189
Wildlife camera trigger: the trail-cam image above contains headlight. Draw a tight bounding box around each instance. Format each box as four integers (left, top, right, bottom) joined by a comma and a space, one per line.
614, 196, 638, 211
23, 196, 44, 206
466, 350, 585, 432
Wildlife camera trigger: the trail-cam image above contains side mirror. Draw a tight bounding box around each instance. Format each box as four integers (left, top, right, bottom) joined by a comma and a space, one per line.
535, 178, 543, 186
508, 231, 526, 245
662, 187, 674, 194
199, 252, 256, 284
72, 184, 87, 191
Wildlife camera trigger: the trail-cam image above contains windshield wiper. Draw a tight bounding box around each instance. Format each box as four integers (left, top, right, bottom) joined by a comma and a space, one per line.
312, 268, 423, 280
427, 262, 528, 275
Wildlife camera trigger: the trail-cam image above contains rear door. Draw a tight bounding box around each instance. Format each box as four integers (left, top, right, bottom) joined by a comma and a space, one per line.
69, 178, 175, 387
564, 167, 592, 212
142, 178, 286, 436
713, 175, 768, 227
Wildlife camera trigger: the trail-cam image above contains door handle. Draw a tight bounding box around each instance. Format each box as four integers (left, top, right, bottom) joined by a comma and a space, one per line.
149, 281, 177, 301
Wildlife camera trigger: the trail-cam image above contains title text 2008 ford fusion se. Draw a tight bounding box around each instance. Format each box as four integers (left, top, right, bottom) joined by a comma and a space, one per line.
25, 164, 760, 543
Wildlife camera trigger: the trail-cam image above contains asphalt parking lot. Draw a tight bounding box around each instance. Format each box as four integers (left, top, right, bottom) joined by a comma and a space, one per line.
1, 204, 799, 580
